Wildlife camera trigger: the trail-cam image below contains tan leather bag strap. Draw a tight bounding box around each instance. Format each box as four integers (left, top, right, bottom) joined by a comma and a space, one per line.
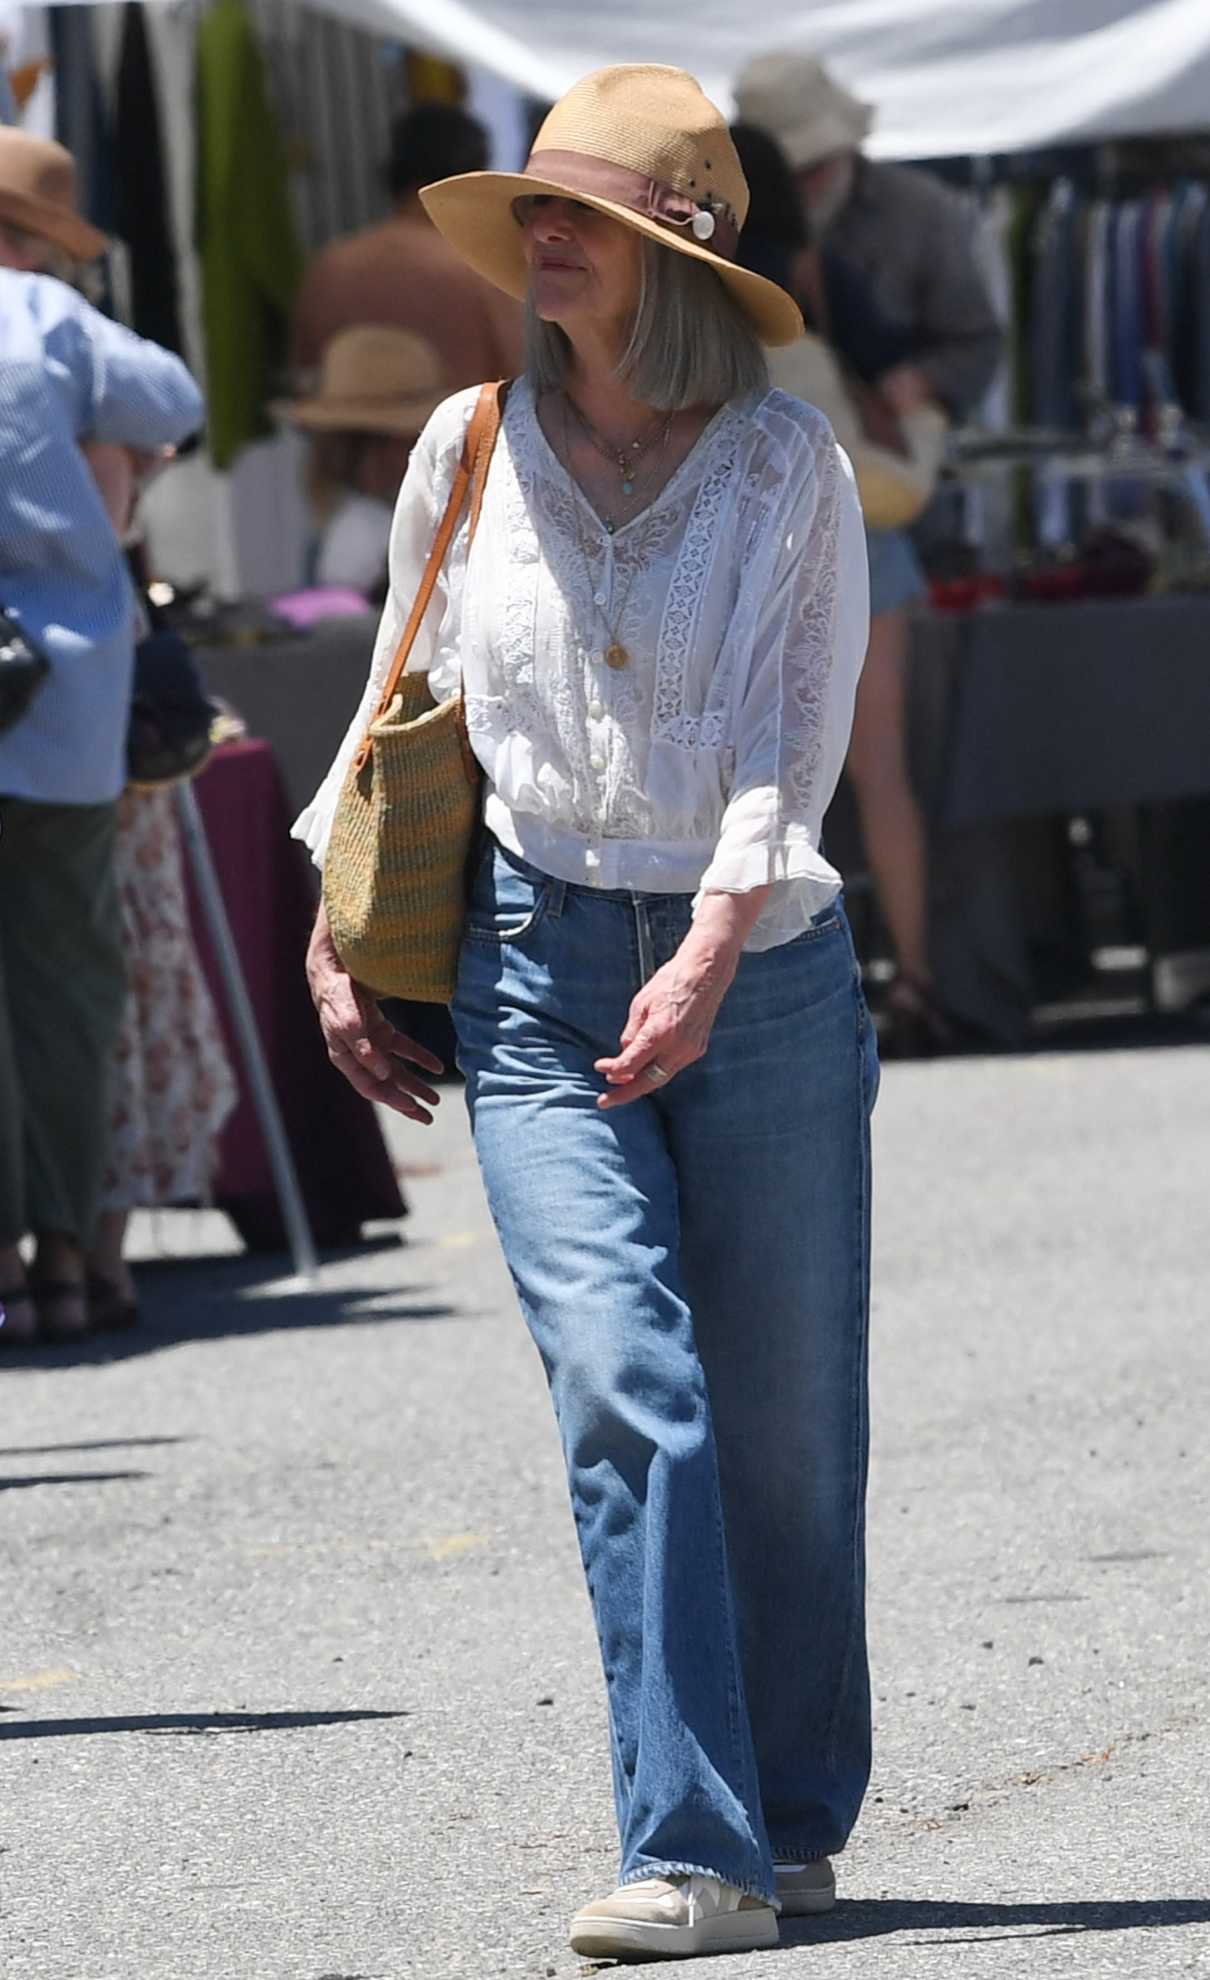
353, 378, 507, 772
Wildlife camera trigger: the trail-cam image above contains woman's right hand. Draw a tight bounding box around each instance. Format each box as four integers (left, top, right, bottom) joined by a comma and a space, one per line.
306, 903, 444, 1124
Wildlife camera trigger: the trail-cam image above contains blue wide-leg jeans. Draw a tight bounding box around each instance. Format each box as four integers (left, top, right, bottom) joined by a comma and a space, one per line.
453, 836, 880, 1902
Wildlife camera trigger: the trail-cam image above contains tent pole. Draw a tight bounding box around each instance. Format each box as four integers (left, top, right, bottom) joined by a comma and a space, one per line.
173, 779, 320, 1285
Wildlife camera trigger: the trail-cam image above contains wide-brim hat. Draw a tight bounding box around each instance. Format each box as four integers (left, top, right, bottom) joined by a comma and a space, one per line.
733, 52, 875, 174
419, 64, 804, 349
0, 127, 107, 261
274, 325, 449, 434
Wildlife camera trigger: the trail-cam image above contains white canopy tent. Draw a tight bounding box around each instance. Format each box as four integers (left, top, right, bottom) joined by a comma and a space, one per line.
279, 0, 1210, 160
34, 0, 1210, 158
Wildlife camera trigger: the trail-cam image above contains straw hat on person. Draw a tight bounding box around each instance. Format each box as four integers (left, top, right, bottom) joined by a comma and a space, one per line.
275, 326, 449, 434
0, 127, 106, 261
733, 53, 874, 174
420, 65, 804, 348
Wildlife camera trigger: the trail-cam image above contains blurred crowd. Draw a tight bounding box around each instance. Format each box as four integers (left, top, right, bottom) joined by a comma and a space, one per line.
0, 46, 1002, 1347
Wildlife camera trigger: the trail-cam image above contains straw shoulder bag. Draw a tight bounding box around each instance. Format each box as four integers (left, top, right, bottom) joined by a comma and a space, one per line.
323, 380, 506, 1004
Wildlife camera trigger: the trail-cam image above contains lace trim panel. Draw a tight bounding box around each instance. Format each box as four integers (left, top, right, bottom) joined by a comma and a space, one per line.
781, 438, 843, 822
652, 408, 743, 752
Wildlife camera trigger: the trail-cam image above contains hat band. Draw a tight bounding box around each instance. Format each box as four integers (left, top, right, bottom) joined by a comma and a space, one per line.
525, 149, 739, 260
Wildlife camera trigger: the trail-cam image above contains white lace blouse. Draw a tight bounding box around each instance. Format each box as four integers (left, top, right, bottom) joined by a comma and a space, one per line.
293, 379, 869, 952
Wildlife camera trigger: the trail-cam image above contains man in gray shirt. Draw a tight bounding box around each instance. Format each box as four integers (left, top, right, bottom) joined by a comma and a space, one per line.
735, 50, 1001, 422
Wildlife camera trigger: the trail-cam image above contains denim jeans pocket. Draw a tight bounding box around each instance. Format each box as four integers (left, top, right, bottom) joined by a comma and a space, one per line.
463, 846, 552, 946
787, 911, 843, 945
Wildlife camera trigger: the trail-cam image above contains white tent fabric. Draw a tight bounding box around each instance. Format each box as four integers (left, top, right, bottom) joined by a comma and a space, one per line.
37, 0, 1210, 155
297, 0, 1210, 159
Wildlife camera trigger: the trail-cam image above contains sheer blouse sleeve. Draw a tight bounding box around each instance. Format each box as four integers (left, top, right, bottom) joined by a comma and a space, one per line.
694, 419, 869, 921
291, 388, 476, 867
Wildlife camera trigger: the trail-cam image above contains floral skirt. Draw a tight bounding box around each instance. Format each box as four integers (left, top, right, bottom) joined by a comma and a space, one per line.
100, 788, 238, 1212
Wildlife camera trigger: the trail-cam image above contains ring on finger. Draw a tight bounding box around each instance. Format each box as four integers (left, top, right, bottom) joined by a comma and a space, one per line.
647, 1061, 671, 1084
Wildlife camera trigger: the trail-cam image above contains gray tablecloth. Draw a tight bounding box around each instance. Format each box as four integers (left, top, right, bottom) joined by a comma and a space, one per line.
916, 595, 1210, 825
197, 597, 1210, 1042
908, 594, 1210, 1036
199, 616, 378, 827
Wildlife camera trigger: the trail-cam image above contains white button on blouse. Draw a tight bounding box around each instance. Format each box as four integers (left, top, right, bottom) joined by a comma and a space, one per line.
294, 380, 870, 952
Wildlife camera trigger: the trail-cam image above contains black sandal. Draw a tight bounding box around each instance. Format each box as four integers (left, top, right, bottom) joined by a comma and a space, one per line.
87, 1273, 141, 1332
0, 1286, 39, 1348
28, 1279, 91, 1343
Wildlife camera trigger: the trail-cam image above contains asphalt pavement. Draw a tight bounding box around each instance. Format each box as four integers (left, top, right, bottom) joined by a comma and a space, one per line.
5, 1040, 1210, 1980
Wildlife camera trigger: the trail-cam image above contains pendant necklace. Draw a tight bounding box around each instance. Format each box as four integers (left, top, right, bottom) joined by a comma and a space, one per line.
565, 393, 671, 506
559, 397, 671, 670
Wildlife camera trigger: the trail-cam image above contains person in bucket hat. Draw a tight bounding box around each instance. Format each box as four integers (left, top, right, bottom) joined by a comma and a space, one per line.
298, 65, 876, 1961
275, 325, 449, 594
0, 126, 107, 269
0, 130, 201, 1346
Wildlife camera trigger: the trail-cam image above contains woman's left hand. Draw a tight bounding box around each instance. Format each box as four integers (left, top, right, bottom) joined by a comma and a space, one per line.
595, 886, 772, 1109
595, 939, 734, 1109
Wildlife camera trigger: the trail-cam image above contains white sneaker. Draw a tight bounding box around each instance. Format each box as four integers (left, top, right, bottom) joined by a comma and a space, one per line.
569, 1874, 779, 1961
774, 1858, 836, 1915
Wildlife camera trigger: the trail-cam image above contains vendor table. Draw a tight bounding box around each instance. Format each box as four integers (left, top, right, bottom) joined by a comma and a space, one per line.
200, 617, 378, 825
905, 596, 1210, 1037
187, 737, 406, 1249
921, 596, 1210, 825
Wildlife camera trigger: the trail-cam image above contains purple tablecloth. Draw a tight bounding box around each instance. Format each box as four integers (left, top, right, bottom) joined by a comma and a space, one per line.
187, 739, 405, 1249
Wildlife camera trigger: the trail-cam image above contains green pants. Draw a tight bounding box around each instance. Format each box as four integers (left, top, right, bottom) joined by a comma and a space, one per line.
0, 797, 126, 1248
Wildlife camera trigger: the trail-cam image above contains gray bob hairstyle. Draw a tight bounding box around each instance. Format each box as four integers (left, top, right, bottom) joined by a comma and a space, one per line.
526, 235, 769, 411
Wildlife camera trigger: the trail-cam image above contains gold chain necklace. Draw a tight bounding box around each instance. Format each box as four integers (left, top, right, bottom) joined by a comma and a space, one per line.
559, 397, 670, 670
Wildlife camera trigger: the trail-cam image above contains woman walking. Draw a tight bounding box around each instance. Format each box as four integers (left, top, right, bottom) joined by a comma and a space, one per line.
299, 66, 877, 1963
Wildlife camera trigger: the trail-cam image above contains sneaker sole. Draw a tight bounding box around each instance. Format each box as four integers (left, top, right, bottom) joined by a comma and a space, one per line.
569, 1904, 779, 1961
777, 1887, 837, 1917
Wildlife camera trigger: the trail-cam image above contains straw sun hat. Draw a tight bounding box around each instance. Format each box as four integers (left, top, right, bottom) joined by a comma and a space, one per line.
275, 326, 449, 434
733, 52, 875, 174
420, 65, 804, 348
0, 127, 106, 261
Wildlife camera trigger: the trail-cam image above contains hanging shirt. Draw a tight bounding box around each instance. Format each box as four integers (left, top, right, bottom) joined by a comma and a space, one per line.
294, 381, 869, 953
196, 0, 303, 468
113, 0, 183, 357
0, 272, 202, 805
1111, 202, 1145, 411
1085, 201, 1111, 409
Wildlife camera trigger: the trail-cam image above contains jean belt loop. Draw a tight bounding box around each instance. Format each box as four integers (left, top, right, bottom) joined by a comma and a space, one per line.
546, 874, 567, 919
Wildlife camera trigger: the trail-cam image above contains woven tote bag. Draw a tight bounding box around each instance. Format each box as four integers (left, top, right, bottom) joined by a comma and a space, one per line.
323, 381, 506, 1003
